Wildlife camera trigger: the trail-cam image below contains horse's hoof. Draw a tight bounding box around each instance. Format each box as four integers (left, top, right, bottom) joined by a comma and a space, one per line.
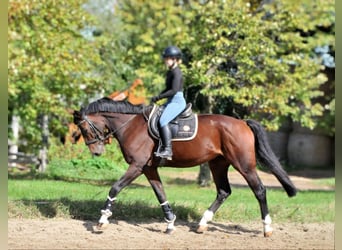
264, 231, 273, 237
196, 225, 208, 234
164, 228, 175, 235
96, 222, 109, 230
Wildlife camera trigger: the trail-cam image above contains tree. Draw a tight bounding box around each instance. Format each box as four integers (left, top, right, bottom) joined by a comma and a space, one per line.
106, 1, 192, 94
8, 0, 107, 153
181, 0, 334, 133
104, 0, 334, 134
8, 0, 334, 157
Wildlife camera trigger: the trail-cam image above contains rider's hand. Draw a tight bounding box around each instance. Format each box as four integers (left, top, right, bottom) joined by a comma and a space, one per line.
151, 96, 160, 103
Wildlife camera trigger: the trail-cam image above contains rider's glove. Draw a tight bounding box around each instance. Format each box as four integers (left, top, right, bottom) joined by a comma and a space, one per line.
151, 96, 160, 103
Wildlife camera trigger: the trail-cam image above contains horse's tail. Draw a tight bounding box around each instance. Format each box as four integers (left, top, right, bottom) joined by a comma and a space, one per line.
246, 119, 297, 197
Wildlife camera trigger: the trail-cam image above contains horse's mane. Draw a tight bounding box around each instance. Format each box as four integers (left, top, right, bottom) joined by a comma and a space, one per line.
82, 97, 146, 115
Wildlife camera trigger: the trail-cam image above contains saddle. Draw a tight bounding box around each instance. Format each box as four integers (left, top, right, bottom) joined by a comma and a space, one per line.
148, 103, 198, 141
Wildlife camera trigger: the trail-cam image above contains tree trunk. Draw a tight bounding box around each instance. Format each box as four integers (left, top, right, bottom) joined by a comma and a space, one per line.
198, 162, 211, 187
39, 114, 49, 172
197, 93, 214, 187
8, 115, 20, 167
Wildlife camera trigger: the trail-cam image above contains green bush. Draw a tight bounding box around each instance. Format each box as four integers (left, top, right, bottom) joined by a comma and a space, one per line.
46, 141, 128, 182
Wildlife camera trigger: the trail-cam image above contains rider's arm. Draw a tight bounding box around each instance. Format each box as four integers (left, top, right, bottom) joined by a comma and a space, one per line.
158, 67, 183, 99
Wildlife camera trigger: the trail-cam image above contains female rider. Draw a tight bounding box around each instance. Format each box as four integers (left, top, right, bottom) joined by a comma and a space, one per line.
151, 46, 186, 160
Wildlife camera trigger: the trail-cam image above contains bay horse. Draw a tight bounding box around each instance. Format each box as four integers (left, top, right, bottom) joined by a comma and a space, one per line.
73, 97, 297, 237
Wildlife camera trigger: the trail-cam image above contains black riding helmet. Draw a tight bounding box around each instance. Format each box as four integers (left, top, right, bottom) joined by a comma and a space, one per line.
162, 46, 182, 59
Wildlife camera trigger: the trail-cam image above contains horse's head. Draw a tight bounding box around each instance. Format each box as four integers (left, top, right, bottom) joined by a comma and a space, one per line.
73, 109, 111, 156
72, 97, 147, 156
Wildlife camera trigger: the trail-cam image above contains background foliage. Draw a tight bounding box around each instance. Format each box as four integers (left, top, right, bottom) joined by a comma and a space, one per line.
9, 0, 105, 150
8, 0, 335, 155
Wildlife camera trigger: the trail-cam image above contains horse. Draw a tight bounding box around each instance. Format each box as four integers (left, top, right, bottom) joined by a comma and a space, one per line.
73, 97, 297, 237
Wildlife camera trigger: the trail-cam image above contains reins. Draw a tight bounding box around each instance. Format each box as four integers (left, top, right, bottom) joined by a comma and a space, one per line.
78, 114, 136, 145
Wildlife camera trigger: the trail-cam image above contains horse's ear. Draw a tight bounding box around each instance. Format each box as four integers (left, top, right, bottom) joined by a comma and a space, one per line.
73, 110, 83, 124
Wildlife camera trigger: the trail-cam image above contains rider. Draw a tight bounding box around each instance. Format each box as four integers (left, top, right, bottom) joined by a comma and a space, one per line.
151, 45, 186, 160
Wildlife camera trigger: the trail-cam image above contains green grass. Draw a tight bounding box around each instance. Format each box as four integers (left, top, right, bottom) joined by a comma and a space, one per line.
8, 177, 334, 223
8, 143, 334, 224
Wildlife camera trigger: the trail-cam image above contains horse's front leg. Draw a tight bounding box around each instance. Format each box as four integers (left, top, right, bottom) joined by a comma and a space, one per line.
97, 164, 143, 229
143, 166, 176, 234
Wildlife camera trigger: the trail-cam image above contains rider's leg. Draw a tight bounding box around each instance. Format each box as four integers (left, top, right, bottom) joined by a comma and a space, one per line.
157, 124, 172, 159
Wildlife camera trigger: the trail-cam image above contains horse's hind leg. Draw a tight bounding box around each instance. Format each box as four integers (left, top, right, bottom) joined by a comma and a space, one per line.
197, 157, 230, 233
236, 162, 273, 237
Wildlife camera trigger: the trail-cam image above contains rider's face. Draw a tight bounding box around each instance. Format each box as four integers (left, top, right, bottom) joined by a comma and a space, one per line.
164, 57, 176, 68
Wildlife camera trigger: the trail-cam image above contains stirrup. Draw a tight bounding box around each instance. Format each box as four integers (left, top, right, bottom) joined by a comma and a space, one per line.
157, 148, 172, 160
154, 140, 163, 156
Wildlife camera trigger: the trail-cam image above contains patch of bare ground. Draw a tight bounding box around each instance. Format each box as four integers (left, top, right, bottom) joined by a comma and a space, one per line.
8, 218, 334, 250
8, 169, 334, 249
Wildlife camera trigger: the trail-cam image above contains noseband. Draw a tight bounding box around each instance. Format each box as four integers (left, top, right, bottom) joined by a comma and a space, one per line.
77, 114, 135, 145
77, 116, 110, 145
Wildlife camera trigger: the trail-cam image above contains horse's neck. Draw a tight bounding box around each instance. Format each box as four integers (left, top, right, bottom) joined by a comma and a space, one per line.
109, 113, 150, 159
107, 113, 143, 138
107, 113, 134, 130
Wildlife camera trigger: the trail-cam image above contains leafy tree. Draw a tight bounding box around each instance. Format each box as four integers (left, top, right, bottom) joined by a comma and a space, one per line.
8, 0, 107, 152
107, 1, 192, 94
8, 0, 334, 156
181, 0, 334, 133
105, 0, 334, 134
82, 0, 138, 91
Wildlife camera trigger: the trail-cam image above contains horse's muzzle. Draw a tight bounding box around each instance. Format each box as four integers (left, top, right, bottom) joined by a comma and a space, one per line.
92, 152, 102, 157
88, 143, 105, 157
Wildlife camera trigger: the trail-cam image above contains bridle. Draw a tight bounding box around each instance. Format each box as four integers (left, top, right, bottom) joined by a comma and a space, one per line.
77, 114, 135, 146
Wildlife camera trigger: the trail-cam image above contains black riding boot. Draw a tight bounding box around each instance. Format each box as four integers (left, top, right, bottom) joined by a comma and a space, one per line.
157, 124, 173, 160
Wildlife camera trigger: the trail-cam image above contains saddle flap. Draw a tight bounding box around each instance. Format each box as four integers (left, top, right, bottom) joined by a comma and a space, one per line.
148, 104, 198, 141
